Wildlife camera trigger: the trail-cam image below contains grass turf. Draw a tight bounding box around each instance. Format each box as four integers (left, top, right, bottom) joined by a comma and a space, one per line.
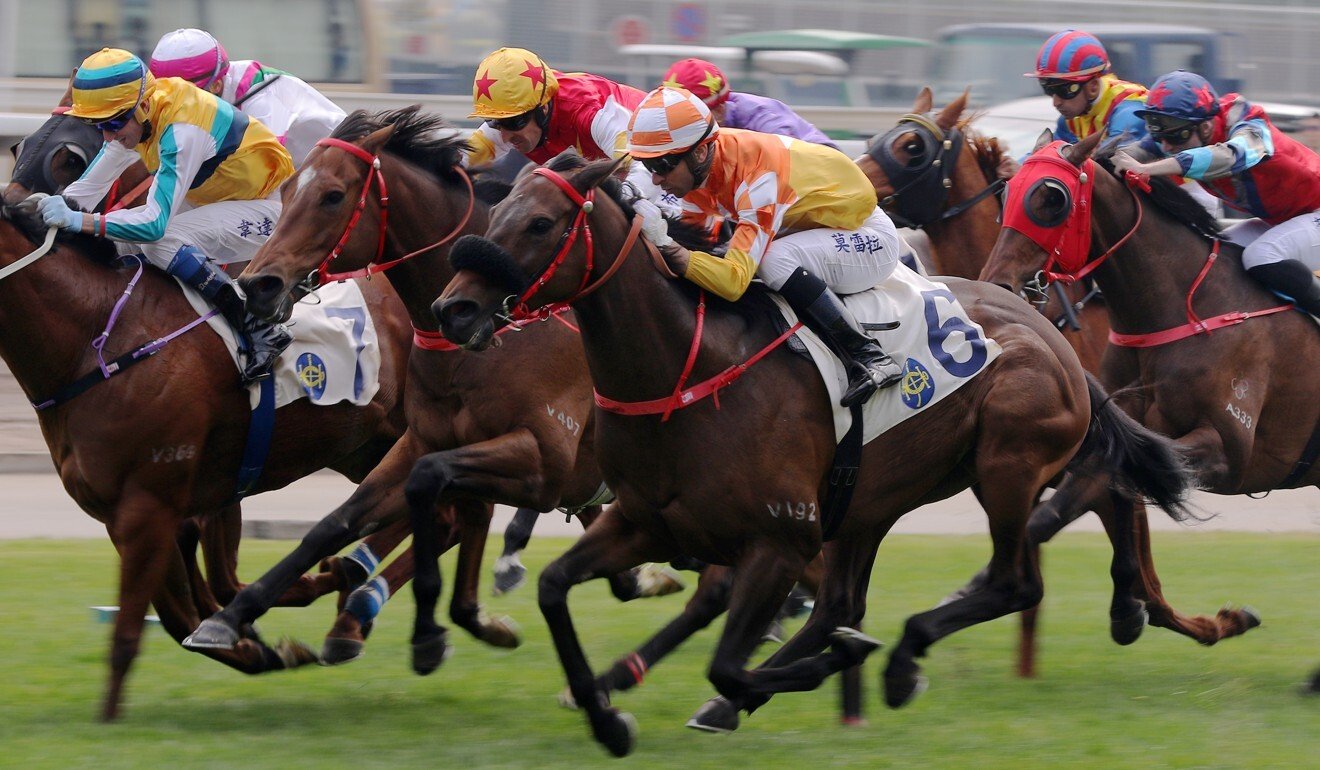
0, 531, 1315, 769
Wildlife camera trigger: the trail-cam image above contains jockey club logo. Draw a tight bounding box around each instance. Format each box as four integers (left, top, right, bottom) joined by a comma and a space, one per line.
900, 358, 935, 409
296, 352, 328, 400
1231, 377, 1249, 400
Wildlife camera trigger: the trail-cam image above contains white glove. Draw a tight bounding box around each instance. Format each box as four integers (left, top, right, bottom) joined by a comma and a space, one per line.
36, 195, 83, 231
632, 198, 674, 248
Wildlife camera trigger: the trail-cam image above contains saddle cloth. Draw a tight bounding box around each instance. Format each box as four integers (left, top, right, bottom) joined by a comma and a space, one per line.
771, 264, 1002, 445
177, 279, 383, 410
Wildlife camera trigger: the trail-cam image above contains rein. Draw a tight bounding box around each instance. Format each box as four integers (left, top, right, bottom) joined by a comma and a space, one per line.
524, 167, 801, 421
870, 112, 1004, 229
312, 136, 475, 285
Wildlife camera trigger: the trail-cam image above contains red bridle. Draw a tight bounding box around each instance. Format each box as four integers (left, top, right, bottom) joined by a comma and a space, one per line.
312, 136, 474, 285
506, 167, 642, 321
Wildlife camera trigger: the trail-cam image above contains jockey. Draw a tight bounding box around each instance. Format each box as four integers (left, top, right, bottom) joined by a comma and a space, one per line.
36, 48, 295, 383
1028, 29, 1147, 144
1113, 70, 1320, 317
467, 47, 673, 209
627, 86, 904, 407
148, 28, 346, 167
661, 58, 839, 149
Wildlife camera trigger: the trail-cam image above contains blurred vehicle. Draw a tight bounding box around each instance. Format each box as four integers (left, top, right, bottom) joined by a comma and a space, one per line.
931, 23, 1246, 107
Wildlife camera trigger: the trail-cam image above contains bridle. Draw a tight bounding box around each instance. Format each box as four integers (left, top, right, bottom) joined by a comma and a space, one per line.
498, 166, 644, 323
308, 136, 474, 287
868, 112, 1004, 229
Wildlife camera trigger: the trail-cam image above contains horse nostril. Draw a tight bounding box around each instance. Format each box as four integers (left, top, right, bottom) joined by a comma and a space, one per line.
238, 274, 286, 308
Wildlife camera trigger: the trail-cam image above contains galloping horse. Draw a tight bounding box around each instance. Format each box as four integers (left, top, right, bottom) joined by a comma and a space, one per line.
857, 88, 1113, 676
182, 108, 653, 666
0, 201, 412, 720
432, 152, 1193, 755
981, 130, 1303, 679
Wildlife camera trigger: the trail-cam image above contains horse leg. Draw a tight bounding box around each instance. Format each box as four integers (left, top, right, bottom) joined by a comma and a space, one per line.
175, 516, 221, 616
317, 518, 415, 612
185, 433, 425, 650
199, 503, 244, 605
538, 504, 676, 757
493, 506, 541, 595
448, 499, 522, 648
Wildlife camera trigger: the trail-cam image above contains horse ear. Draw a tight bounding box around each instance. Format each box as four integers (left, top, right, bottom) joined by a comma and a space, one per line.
59, 70, 76, 108
934, 90, 968, 131
359, 124, 396, 155
1032, 128, 1054, 153
1062, 130, 1104, 167
911, 86, 933, 114
572, 156, 626, 195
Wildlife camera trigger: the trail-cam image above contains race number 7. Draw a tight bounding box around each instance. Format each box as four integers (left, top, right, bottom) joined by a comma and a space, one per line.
921, 289, 987, 377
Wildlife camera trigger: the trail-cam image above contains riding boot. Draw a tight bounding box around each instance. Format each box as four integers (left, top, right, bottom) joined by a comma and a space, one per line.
1247, 260, 1320, 318
778, 267, 903, 407
166, 245, 292, 383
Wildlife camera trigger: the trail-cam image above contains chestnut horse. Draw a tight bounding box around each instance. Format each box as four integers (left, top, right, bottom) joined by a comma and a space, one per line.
982, 131, 1302, 682
181, 108, 654, 665
857, 88, 1116, 677
432, 153, 1193, 755
0, 200, 414, 720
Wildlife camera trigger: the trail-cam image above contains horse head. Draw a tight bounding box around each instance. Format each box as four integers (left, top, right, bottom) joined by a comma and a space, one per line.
3, 113, 105, 205
980, 130, 1108, 297
436, 154, 629, 349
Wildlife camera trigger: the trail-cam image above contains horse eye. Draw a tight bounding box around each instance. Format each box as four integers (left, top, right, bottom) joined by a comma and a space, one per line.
528, 217, 554, 235
321, 190, 345, 206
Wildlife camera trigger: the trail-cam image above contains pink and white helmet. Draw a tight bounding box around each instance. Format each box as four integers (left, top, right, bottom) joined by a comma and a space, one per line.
149, 28, 230, 89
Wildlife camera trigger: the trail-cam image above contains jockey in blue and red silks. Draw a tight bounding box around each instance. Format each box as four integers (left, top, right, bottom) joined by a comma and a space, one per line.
1113, 70, 1320, 318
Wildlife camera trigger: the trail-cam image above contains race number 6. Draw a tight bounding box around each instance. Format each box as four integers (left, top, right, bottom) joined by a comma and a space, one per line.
921, 288, 987, 377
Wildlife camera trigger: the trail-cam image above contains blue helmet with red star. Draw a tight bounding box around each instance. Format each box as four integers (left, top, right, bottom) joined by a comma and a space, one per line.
1135, 70, 1221, 123
1026, 30, 1110, 81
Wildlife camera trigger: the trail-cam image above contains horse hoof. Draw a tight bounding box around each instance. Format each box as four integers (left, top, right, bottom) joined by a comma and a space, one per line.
831, 627, 883, 666
762, 619, 786, 645
634, 564, 685, 598
411, 634, 452, 676
685, 696, 739, 734
1110, 603, 1149, 646
1305, 668, 1320, 695
1240, 605, 1263, 630
275, 637, 320, 668
481, 615, 522, 649
320, 636, 365, 666
595, 709, 638, 758
883, 671, 928, 709
183, 618, 240, 650
840, 715, 867, 728
557, 686, 579, 710
492, 557, 527, 596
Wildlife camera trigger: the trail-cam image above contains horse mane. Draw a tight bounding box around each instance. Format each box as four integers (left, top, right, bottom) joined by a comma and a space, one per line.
1091, 147, 1222, 240
332, 106, 471, 186
0, 204, 121, 263
961, 111, 1007, 188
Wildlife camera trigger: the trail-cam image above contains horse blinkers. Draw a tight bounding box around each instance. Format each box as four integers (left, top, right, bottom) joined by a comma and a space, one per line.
868, 114, 961, 229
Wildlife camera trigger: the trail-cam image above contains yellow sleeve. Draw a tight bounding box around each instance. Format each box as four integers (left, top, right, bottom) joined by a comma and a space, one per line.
466, 130, 498, 167
684, 247, 756, 302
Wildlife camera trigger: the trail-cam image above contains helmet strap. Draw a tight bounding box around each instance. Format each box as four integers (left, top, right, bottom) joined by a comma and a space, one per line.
533, 102, 552, 150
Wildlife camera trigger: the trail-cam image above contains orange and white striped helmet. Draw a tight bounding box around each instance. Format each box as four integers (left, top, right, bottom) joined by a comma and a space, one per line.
626, 86, 718, 159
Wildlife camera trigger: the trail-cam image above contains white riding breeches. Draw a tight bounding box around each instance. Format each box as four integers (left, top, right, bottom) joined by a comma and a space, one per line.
757, 206, 901, 295
1223, 209, 1320, 272
128, 197, 284, 270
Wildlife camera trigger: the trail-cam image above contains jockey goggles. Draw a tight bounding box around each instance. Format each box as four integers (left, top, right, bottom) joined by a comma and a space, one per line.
1039, 79, 1085, 99
486, 110, 536, 132
639, 116, 715, 176
1144, 115, 1199, 145
82, 107, 136, 133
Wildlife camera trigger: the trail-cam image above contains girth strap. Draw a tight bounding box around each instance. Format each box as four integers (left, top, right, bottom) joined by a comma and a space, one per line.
820, 402, 864, 541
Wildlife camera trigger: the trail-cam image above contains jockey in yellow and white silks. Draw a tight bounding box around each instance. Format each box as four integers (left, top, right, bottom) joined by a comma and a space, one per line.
466, 47, 676, 211
38, 48, 295, 383
149, 28, 347, 167
626, 86, 904, 407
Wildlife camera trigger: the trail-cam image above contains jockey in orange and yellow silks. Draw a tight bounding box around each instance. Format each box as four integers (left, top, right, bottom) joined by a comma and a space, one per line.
626, 86, 905, 407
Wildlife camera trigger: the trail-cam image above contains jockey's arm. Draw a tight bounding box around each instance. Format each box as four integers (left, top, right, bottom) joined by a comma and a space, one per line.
92, 123, 212, 242
464, 124, 507, 168
62, 141, 139, 212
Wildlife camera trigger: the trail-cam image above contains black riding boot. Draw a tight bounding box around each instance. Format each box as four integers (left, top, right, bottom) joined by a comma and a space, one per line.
1247, 260, 1320, 317
779, 267, 903, 407
166, 245, 292, 383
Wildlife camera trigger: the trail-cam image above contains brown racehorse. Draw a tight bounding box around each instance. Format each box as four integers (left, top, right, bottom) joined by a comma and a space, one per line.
981, 131, 1302, 680
181, 108, 652, 665
0, 200, 413, 720
431, 153, 1194, 756
857, 88, 1112, 676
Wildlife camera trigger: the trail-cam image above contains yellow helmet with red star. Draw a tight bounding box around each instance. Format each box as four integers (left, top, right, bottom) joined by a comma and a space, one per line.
470, 47, 560, 119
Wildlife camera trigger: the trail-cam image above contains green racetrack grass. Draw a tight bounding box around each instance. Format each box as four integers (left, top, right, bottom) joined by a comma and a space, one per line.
1, 530, 1315, 769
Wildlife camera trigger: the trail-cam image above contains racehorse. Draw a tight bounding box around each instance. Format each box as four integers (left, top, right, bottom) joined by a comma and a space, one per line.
0, 200, 412, 720
857, 88, 1113, 676
181, 108, 660, 665
431, 152, 1194, 755
980, 130, 1303, 680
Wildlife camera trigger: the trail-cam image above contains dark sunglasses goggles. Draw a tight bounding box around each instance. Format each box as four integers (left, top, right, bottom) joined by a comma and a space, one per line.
1144, 117, 1199, 145
486, 111, 536, 132
1039, 79, 1085, 99
82, 108, 136, 133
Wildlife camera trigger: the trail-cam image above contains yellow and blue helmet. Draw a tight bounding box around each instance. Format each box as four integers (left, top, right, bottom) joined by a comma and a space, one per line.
68, 48, 156, 122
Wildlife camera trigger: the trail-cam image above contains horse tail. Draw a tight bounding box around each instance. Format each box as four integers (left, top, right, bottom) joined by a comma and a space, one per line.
1068, 373, 1195, 521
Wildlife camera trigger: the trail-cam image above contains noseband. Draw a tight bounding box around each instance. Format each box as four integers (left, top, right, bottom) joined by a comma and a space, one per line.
311, 136, 474, 286
869, 112, 1004, 229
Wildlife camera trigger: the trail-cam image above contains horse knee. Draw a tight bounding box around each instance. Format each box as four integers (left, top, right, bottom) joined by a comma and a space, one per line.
1026, 503, 1065, 545
707, 661, 748, 701
404, 457, 450, 509
537, 561, 571, 611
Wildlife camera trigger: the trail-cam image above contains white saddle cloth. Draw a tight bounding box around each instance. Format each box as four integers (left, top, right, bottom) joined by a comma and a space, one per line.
177, 279, 383, 410
772, 264, 1002, 445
